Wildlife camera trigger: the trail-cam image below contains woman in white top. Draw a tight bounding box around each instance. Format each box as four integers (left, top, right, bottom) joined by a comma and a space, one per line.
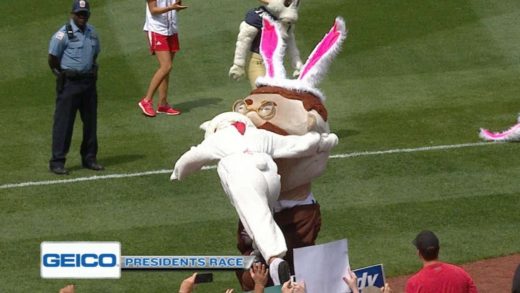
138, 0, 187, 117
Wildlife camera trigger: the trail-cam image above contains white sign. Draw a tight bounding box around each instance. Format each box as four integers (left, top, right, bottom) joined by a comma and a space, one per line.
41, 242, 121, 279
294, 239, 349, 293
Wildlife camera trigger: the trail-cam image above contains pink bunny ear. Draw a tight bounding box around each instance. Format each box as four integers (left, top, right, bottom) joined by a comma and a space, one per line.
298, 17, 347, 86
260, 16, 286, 79
479, 123, 520, 142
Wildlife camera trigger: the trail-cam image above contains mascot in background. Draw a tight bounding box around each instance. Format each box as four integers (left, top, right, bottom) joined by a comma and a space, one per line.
479, 114, 520, 142
170, 112, 338, 285
229, 0, 303, 89
232, 16, 347, 290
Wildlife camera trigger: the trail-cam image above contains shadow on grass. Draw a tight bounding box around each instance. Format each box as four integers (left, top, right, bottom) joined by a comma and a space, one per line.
175, 97, 222, 113
101, 154, 144, 167
67, 154, 144, 171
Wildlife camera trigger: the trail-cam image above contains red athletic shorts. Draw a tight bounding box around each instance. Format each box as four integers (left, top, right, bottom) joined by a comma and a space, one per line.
146, 31, 180, 54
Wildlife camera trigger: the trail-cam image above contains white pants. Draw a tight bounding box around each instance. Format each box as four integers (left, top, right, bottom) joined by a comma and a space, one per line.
217, 153, 287, 261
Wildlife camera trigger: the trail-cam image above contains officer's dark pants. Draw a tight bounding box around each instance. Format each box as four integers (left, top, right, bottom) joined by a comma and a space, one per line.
49, 76, 98, 169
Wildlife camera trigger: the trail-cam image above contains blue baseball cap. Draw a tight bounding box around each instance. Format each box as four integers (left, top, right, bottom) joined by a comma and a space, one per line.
71, 0, 90, 14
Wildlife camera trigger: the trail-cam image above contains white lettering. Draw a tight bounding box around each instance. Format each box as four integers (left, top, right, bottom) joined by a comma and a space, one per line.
368, 274, 379, 286
357, 272, 367, 288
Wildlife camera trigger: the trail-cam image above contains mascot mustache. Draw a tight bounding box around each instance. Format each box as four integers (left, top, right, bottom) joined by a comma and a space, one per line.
258, 121, 289, 136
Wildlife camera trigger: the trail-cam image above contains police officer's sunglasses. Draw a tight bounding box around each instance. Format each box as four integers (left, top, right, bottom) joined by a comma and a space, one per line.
75, 11, 90, 19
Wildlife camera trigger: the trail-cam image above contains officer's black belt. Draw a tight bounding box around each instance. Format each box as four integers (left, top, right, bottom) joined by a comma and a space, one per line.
62, 69, 96, 80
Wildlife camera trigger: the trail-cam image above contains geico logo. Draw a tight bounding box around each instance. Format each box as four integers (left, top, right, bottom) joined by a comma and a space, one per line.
43, 253, 117, 267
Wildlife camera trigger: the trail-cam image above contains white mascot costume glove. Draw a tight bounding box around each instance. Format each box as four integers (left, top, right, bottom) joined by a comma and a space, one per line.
170, 112, 338, 263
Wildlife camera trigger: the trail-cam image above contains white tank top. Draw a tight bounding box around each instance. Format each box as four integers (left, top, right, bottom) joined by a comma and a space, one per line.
143, 0, 178, 36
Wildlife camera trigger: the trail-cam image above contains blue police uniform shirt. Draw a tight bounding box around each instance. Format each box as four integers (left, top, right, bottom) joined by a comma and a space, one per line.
48, 20, 100, 72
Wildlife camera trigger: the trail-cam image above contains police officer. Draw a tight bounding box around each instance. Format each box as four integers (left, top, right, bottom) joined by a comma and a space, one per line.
48, 0, 103, 175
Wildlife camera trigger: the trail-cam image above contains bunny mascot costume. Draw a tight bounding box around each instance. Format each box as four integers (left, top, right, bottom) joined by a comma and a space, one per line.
229, 0, 303, 89
231, 16, 347, 290
170, 112, 338, 285
479, 114, 520, 142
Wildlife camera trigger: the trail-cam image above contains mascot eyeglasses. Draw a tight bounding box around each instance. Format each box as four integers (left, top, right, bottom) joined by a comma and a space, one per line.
233, 99, 277, 120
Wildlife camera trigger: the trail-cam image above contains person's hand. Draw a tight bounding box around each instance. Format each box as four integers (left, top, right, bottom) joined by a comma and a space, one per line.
381, 283, 392, 293
179, 273, 197, 293
249, 262, 269, 287
281, 280, 292, 293
342, 269, 359, 293
292, 281, 306, 293
224, 289, 234, 293
170, 2, 188, 10
59, 284, 75, 293
281, 280, 306, 293
229, 64, 245, 81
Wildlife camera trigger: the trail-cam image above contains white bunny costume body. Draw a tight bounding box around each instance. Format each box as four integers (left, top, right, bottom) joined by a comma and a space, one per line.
171, 112, 338, 261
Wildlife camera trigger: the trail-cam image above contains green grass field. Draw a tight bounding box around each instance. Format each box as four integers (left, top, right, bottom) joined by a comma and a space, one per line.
1, 0, 520, 291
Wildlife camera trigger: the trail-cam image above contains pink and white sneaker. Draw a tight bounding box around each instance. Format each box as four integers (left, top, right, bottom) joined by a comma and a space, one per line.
157, 104, 181, 116
138, 98, 156, 117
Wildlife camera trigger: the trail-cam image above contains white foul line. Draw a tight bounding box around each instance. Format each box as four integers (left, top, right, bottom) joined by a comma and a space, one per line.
0, 142, 495, 190
329, 142, 490, 158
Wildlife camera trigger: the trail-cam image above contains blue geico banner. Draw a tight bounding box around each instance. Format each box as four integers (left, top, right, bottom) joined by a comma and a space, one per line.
41, 242, 255, 279
41, 242, 121, 279
352, 264, 385, 292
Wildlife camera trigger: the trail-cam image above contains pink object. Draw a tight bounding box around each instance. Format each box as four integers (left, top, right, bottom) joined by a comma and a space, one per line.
232, 121, 247, 135
256, 15, 347, 100
260, 18, 279, 78
479, 123, 520, 142
157, 104, 181, 116
299, 20, 341, 80
138, 98, 156, 117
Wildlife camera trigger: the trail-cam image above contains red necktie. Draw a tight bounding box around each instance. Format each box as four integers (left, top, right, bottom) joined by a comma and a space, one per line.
232, 121, 246, 135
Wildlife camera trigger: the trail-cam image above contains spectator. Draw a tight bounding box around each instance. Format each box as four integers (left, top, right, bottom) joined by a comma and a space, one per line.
58, 274, 236, 293
250, 262, 269, 293
405, 230, 478, 293
138, 0, 187, 117
281, 279, 306, 293
59, 284, 75, 293
513, 263, 520, 293
178, 273, 197, 293
343, 268, 392, 293
48, 0, 104, 175
343, 269, 360, 293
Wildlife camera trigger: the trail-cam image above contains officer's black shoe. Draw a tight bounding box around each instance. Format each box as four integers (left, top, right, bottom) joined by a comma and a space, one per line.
50, 166, 69, 175
83, 162, 104, 171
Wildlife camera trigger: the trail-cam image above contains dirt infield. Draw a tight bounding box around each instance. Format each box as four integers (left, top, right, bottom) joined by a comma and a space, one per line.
387, 254, 520, 292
